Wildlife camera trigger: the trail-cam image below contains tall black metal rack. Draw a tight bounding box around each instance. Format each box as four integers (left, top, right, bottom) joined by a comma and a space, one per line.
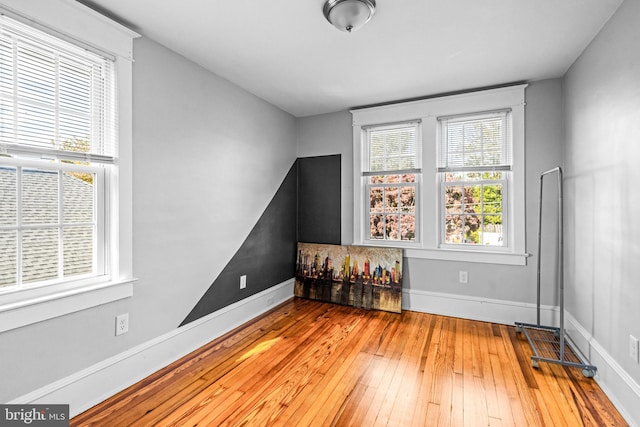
515, 166, 597, 378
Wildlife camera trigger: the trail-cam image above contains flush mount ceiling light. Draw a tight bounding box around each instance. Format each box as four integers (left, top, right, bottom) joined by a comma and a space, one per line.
323, 0, 376, 33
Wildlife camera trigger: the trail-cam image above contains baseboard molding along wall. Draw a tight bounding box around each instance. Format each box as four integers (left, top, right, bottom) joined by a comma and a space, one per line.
10, 279, 295, 418
11, 283, 639, 425
402, 288, 559, 326
564, 312, 640, 426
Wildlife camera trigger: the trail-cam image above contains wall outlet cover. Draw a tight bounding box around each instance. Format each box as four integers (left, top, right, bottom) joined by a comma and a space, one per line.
459, 271, 468, 284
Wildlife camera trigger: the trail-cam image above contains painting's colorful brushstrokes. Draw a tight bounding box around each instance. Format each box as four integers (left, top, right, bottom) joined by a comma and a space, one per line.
295, 243, 403, 313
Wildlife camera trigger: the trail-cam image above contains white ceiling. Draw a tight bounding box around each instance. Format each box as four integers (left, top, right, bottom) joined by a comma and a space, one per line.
79, 0, 622, 117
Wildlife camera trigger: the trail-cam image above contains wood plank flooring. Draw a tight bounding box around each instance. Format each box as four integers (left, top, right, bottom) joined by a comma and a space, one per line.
72, 298, 627, 426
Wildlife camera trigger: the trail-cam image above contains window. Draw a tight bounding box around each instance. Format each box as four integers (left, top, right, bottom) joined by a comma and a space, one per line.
0, 2, 137, 332
0, 15, 114, 291
352, 85, 527, 265
438, 111, 511, 248
364, 122, 420, 243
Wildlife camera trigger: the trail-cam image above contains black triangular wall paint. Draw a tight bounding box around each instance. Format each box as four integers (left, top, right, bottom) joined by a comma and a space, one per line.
180, 155, 341, 326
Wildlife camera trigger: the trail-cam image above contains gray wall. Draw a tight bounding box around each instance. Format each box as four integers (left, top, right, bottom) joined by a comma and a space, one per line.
0, 36, 297, 402
131, 37, 296, 344
295, 80, 564, 305
564, 0, 640, 390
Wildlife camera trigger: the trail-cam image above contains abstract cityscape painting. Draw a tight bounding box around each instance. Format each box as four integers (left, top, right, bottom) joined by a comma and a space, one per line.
295, 242, 403, 313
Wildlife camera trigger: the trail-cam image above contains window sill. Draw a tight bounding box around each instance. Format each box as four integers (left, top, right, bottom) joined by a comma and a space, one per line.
0, 278, 136, 333
362, 239, 422, 249
405, 248, 529, 265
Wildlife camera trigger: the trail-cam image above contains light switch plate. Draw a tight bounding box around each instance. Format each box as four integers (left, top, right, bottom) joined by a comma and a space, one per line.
630, 335, 639, 364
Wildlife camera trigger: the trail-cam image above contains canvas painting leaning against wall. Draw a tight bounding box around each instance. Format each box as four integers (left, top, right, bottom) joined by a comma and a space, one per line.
295, 242, 403, 313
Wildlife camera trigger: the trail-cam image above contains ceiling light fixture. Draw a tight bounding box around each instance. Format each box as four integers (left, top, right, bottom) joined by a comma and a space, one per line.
323, 0, 376, 33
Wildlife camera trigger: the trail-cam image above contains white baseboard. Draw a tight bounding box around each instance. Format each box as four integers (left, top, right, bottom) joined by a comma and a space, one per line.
402, 288, 558, 326
9, 279, 295, 418
565, 313, 640, 427
403, 288, 640, 426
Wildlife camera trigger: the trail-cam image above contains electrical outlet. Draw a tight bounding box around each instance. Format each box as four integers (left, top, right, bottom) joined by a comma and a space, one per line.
116, 313, 129, 336
240, 275, 247, 289
630, 335, 639, 364
459, 271, 468, 284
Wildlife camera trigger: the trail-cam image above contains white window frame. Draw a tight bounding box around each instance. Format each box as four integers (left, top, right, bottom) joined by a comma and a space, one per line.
352, 85, 528, 265
0, 0, 139, 332
437, 110, 512, 250
362, 121, 421, 246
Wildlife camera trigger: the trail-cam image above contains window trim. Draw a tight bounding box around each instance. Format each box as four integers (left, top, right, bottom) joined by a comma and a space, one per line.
351, 85, 528, 265
437, 110, 512, 250
0, 0, 139, 331
362, 120, 421, 245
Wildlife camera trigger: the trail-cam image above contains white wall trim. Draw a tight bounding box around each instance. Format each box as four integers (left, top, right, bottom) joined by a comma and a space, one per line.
0, 279, 135, 333
0, 0, 139, 60
564, 312, 640, 427
405, 248, 529, 266
402, 288, 558, 326
403, 287, 639, 426
9, 279, 295, 418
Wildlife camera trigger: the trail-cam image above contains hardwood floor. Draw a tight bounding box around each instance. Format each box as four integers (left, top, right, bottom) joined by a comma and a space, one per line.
72, 298, 627, 426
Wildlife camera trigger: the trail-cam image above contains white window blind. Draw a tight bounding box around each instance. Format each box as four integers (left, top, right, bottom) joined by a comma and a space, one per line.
0, 15, 117, 163
438, 111, 512, 247
365, 121, 420, 174
363, 121, 420, 242
438, 111, 511, 172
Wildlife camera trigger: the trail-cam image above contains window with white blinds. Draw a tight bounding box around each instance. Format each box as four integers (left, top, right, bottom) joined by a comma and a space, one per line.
364, 122, 420, 242
438, 111, 512, 247
0, 15, 117, 163
0, 14, 116, 291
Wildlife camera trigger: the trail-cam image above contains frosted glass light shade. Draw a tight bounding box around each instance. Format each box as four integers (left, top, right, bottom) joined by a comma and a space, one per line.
323, 0, 376, 33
